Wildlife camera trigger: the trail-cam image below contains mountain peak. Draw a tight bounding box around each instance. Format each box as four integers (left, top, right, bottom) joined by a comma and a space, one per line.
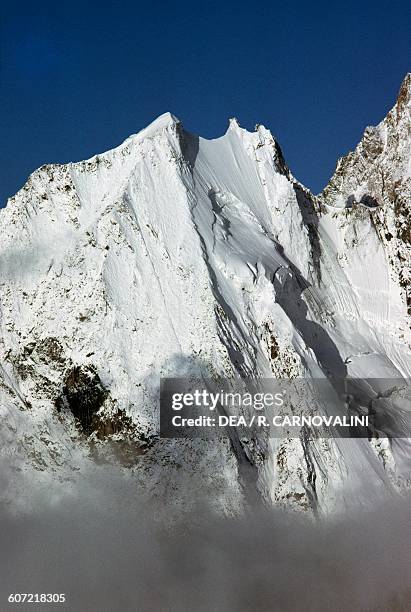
148, 111, 180, 128
396, 73, 411, 113
126, 112, 181, 145
227, 117, 241, 132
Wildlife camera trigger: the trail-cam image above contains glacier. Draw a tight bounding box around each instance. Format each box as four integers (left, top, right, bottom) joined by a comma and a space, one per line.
0, 75, 410, 518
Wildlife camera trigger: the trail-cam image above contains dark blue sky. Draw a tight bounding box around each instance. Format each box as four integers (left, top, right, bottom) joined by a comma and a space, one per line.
1, 0, 410, 206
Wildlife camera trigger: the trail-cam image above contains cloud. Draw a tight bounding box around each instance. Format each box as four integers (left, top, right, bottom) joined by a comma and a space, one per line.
0, 472, 410, 612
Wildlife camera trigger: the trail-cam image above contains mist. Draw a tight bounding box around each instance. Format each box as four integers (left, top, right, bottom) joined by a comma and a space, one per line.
0, 472, 410, 612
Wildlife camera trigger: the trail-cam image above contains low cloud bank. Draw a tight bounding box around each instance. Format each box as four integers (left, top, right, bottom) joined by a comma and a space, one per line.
0, 476, 410, 612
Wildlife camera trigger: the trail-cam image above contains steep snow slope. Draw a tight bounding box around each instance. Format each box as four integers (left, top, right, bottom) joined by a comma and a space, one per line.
0, 78, 410, 517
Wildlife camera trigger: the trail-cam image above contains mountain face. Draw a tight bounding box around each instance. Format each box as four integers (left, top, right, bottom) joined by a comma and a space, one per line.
0, 77, 410, 517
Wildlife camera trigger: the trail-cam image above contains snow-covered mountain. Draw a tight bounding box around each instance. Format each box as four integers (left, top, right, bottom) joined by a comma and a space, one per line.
0, 76, 410, 517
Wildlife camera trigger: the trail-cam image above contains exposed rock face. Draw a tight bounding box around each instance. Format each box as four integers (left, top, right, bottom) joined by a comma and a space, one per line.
0, 78, 410, 517
321, 73, 411, 316
56, 365, 108, 435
